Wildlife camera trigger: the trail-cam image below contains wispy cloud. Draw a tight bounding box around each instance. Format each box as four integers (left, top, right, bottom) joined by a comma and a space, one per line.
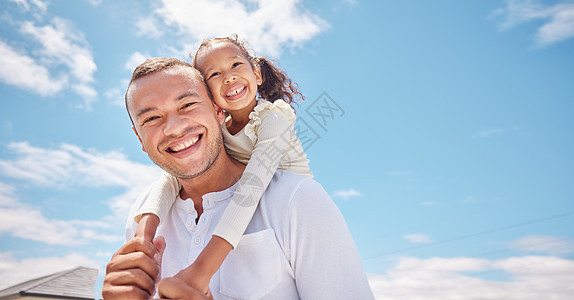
8, 0, 48, 14
0, 2, 98, 109
333, 188, 363, 200
492, 0, 574, 46
19, 17, 98, 109
471, 126, 520, 139
125, 52, 149, 71
0, 142, 160, 189
0, 142, 163, 244
0, 40, 66, 96
0, 252, 101, 290
0, 180, 121, 246
404, 234, 432, 244
139, 0, 329, 57
369, 255, 574, 299
510, 235, 574, 255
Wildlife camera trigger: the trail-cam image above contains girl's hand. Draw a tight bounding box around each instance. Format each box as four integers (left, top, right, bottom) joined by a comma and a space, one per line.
158, 277, 213, 300
172, 264, 212, 297
135, 213, 160, 242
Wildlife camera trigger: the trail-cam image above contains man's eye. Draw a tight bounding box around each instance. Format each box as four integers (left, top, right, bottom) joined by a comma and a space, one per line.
142, 116, 159, 125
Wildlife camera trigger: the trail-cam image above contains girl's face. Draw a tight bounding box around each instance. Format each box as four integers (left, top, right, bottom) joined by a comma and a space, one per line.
195, 43, 262, 114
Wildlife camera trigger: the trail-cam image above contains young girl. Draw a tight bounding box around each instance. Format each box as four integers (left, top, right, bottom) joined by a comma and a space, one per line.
135, 34, 313, 294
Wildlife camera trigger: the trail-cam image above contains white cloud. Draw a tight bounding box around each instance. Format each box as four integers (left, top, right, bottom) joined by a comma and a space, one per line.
86, 0, 102, 6
510, 235, 574, 255
0, 40, 66, 96
404, 234, 432, 244
135, 17, 164, 39
0, 205, 121, 245
142, 0, 328, 57
0, 182, 18, 207
8, 0, 48, 13
421, 201, 440, 206
471, 126, 520, 139
369, 255, 574, 299
0, 14, 98, 109
0, 180, 121, 245
125, 52, 149, 71
19, 17, 98, 109
0, 252, 101, 290
493, 0, 574, 46
0, 142, 163, 244
0, 142, 160, 189
333, 188, 363, 200
105, 78, 130, 107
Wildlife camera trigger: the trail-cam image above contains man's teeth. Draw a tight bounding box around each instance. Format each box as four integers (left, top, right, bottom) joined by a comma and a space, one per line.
226, 86, 245, 97
171, 137, 199, 152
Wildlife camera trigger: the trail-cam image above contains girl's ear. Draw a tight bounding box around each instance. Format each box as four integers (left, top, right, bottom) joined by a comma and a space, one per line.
254, 64, 263, 86
132, 126, 147, 153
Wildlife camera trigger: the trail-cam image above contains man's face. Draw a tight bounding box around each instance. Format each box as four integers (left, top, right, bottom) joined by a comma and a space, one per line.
127, 68, 226, 179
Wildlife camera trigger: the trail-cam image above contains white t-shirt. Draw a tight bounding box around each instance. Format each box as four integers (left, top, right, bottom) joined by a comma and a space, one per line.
126, 171, 374, 300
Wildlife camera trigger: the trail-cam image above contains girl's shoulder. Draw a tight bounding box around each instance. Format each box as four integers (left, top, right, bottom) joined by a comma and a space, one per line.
250, 99, 295, 123
244, 99, 296, 142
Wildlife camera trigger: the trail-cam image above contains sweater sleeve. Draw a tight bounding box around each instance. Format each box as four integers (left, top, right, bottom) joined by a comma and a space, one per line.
212, 109, 293, 248
288, 179, 374, 299
133, 172, 181, 224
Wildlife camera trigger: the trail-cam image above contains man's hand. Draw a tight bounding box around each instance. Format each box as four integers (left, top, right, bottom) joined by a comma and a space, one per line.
102, 236, 165, 300
158, 277, 213, 300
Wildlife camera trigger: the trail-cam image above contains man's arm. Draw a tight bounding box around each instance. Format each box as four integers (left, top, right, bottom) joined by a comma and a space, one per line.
288, 179, 374, 299
102, 236, 165, 300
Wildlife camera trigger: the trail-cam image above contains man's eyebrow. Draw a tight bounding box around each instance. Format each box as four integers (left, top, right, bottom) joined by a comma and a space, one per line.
176, 91, 200, 101
136, 107, 156, 120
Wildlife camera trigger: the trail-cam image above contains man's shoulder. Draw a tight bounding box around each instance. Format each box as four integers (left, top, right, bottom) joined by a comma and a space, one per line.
269, 170, 323, 193
264, 170, 329, 207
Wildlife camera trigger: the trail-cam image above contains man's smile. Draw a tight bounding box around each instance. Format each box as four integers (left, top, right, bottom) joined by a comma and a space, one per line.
166, 135, 201, 153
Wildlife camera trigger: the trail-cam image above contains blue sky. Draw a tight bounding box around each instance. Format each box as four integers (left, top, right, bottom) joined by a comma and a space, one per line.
1, 0, 573, 298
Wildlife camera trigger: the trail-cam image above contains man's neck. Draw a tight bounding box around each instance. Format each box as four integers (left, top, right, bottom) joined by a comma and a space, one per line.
177, 152, 245, 216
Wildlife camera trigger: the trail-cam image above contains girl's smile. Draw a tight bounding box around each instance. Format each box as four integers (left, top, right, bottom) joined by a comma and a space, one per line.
224, 84, 248, 100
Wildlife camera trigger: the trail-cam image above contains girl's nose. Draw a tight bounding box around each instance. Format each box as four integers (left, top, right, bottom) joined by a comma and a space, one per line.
224, 73, 237, 84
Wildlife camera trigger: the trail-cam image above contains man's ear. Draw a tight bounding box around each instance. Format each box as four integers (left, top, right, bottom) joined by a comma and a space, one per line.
213, 103, 226, 125
132, 126, 146, 153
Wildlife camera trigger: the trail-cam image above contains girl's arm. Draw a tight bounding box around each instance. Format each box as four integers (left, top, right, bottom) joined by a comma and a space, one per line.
213, 107, 293, 247
134, 172, 181, 227
177, 104, 296, 291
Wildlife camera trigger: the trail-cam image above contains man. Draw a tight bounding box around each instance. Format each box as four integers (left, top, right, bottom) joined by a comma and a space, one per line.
102, 57, 374, 299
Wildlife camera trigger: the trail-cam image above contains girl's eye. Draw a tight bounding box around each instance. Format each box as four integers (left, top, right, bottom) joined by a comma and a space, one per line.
208, 72, 220, 79
232, 62, 242, 68
181, 102, 196, 109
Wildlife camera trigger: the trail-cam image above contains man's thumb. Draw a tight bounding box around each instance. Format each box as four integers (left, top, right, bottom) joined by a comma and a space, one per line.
153, 235, 166, 266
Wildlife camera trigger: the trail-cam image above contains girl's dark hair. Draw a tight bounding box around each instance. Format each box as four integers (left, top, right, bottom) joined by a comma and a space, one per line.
191, 34, 304, 105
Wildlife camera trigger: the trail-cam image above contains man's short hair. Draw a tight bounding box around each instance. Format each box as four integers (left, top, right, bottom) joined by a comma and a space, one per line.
125, 57, 213, 124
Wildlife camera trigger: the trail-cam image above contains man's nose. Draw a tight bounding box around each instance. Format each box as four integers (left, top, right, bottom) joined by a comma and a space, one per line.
163, 114, 189, 137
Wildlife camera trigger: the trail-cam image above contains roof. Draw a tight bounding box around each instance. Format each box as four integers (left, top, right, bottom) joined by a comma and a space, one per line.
0, 266, 98, 300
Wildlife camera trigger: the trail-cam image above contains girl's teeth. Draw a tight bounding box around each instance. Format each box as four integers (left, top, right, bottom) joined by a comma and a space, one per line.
226, 86, 245, 97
